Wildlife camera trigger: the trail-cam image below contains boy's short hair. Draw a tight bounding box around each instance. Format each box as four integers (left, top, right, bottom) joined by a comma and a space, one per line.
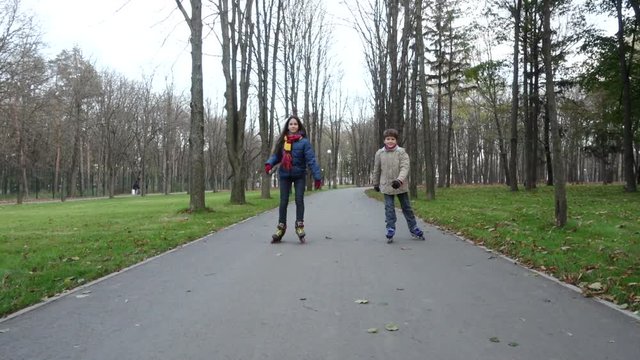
383, 128, 399, 140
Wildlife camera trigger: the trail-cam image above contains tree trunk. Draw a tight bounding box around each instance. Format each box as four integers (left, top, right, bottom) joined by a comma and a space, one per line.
509, 0, 522, 192
416, 0, 435, 200
629, 0, 640, 25
176, 0, 206, 210
409, 54, 418, 198
543, 102, 553, 185
542, 0, 567, 226
615, 0, 637, 192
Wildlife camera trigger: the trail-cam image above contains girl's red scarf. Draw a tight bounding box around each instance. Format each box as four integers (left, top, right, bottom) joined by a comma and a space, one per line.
282, 134, 302, 170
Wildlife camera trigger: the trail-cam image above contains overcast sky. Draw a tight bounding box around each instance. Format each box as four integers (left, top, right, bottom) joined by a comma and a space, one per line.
22, 0, 369, 102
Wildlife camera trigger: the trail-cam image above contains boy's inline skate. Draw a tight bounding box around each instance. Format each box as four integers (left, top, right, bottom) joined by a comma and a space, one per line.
271, 223, 286, 243
410, 226, 425, 240
385, 227, 395, 244
295, 221, 306, 244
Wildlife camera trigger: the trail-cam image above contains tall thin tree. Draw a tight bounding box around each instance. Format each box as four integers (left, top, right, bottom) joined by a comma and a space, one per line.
176, 0, 206, 211
542, 0, 567, 225
218, 0, 255, 204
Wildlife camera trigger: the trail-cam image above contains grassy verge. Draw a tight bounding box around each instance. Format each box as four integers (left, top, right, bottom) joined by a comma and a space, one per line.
368, 184, 640, 313
0, 191, 280, 317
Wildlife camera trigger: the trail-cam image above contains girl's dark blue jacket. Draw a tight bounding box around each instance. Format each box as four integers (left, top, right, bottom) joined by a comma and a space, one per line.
266, 137, 322, 180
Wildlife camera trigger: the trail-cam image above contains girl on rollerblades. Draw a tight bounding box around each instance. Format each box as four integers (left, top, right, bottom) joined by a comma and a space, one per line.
265, 114, 322, 244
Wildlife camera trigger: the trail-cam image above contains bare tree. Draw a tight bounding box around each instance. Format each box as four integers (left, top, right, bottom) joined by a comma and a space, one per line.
0, 1, 46, 203
176, 0, 206, 210
218, 0, 255, 204
254, 0, 283, 198
51, 47, 101, 199
351, 0, 388, 142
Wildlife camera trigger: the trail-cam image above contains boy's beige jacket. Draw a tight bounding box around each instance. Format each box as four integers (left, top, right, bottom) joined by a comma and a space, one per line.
372, 146, 410, 195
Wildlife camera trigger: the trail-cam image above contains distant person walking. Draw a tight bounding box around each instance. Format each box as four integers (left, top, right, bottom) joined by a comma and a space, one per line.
265, 115, 322, 244
132, 178, 140, 195
372, 128, 424, 243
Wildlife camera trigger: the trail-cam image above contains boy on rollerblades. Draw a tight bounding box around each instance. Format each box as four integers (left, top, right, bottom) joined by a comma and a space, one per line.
372, 128, 425, 243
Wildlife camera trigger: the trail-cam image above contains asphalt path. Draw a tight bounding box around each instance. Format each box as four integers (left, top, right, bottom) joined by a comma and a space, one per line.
1, 187, 639, 360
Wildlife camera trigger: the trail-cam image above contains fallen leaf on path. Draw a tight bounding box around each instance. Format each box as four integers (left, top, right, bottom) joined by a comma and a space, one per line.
385, 323, 399, 331
355, 299, 369, 304
75, 291, 92, 299
0, 328, 9, 333
489, 336, 500, 343
508, 342, 519, 347
367, 328, 378, 333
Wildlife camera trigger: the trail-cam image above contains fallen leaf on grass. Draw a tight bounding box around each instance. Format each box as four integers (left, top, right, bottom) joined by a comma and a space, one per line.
588, 282, 604, 291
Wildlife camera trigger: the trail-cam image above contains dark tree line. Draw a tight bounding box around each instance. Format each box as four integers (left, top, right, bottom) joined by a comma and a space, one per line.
1, 0, 637, 227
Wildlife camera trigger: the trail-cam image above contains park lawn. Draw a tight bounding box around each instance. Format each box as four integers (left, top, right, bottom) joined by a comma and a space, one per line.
0, 191, 280, 317
369, 184, 640, 313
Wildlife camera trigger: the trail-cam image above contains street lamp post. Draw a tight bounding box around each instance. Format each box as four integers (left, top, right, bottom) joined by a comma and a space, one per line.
327, 149, 332, 188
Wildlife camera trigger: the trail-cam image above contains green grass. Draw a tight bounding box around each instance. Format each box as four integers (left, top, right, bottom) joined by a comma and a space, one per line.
0, 191, 280, 317
368, 184, 640, 313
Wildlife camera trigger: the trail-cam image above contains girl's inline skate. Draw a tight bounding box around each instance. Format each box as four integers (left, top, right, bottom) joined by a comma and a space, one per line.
271, 223, 286, 243
295, 221, 306, 244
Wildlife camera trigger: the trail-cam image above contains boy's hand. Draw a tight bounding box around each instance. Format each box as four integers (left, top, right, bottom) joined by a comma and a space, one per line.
391, 179, 402, 189
373, 185, 380, 192
265, 164, 272, 175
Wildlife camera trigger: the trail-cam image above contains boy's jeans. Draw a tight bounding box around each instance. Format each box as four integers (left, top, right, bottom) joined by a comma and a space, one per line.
384, 192, 417, 230
279, 175, 306, 224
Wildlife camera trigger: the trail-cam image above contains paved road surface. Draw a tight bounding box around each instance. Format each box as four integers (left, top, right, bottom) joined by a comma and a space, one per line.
1, 187, 639, 360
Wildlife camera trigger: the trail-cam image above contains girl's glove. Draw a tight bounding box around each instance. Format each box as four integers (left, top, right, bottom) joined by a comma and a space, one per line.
314, 180, 322, 190
391, 179, 402, 189
265, 164, 272, 175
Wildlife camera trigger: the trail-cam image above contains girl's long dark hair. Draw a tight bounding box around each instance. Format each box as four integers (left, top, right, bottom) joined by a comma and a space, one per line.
272, 115, 307, 156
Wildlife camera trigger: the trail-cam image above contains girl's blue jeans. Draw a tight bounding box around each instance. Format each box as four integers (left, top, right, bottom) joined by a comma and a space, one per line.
384, 192, 417, 230
279, 175, 306, 224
